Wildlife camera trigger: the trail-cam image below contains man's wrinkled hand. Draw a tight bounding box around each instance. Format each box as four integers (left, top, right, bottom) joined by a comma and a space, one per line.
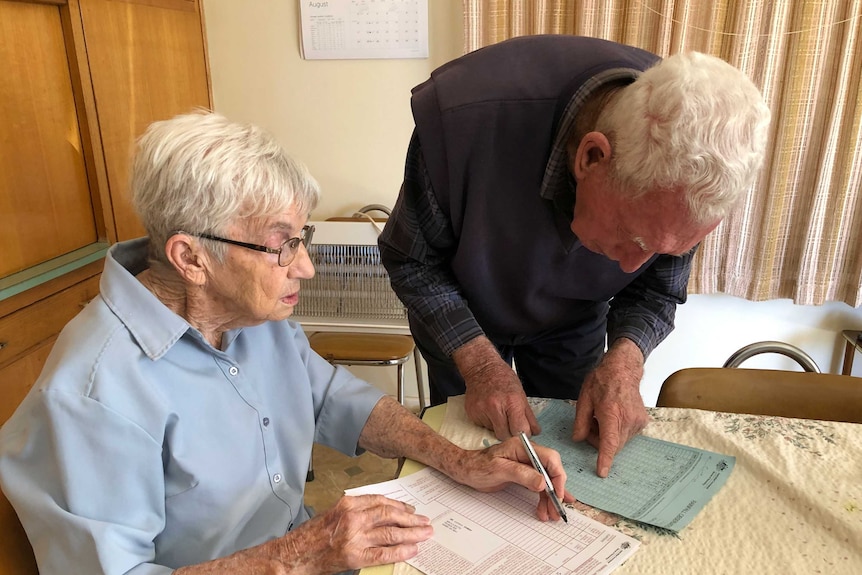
464, 362, 541, 440
453, 337, 541, 440
571, 339, 650, 477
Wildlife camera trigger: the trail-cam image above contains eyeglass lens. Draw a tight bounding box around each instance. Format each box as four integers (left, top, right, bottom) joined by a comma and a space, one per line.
278, 225, 314, 266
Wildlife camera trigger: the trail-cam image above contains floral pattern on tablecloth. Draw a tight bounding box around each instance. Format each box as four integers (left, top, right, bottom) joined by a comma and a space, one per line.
715, 412, 837, 454
645, 407, 684, 423
647, 407, 839, 456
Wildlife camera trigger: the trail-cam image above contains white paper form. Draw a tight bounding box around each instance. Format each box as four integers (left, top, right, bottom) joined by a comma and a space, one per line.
535, 399, 735, 532
346, 467, 639, 575
299, 0, 428, 60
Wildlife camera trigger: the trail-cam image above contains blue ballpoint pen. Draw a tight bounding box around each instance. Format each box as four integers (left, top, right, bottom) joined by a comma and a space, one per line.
519, 431, 568, 523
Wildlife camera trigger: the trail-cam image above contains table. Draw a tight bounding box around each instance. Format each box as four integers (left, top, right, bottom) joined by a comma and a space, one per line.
841, 330, 862, 375
362, 397, 862, 575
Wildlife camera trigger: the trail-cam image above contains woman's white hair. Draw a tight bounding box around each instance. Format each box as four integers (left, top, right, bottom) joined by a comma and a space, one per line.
597, 51, 771, 224
131, 110, 320, 263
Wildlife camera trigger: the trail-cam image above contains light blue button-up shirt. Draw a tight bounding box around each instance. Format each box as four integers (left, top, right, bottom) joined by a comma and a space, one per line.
0, 239, 385, 574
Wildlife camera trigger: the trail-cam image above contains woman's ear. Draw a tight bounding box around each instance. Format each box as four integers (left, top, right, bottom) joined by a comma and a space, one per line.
572, 131, 612, 181
165, 234, 209, 286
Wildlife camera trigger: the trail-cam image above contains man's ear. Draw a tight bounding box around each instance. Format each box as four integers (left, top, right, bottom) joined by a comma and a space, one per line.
165, 233, 209, 286
572, 131, 612, 181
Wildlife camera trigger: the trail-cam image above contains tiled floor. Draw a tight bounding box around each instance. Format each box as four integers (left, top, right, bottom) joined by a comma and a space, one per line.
304, 443, 399, 514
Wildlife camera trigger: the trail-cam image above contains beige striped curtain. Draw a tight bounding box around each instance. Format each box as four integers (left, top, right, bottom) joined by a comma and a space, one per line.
464, 0, 862, 307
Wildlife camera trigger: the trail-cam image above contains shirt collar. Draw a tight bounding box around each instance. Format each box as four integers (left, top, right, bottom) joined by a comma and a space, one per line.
99, 239, 218, 361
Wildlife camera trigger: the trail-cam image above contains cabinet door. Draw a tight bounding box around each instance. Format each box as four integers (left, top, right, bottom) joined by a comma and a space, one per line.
0, 274, 100, 376
0, 0, 97, 278
80, 0, 212, 241
0, 341, 54, 426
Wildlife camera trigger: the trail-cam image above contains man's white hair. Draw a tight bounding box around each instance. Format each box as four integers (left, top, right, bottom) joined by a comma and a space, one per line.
598, 51, 771, 224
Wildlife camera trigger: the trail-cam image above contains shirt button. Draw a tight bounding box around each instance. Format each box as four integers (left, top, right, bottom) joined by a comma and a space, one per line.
229, 366, 238, 376
273, 473, 282, 483
262, 417, 270, 427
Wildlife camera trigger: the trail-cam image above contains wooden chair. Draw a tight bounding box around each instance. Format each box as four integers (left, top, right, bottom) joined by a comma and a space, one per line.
657, 368, 862, 423
1, 388, 39, 574
308, 332, 420, 407
0, 493, 37, 575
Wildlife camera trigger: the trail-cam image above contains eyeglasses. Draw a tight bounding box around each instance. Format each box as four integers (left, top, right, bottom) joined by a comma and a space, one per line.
190, 225, 315, 267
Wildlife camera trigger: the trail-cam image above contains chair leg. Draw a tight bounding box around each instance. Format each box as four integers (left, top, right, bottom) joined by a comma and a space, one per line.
306, 451, 314, 482
413, 347, 426, 411
397, 363, 406, 406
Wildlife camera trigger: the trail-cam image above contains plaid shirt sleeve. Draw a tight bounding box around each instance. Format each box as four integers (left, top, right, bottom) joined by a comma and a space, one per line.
378, 132, 485, 356
606, 248, 695, 360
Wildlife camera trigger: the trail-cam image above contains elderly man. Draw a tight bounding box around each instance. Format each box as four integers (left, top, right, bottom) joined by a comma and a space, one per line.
379, 35, 771, 477
0, 112, 571, 575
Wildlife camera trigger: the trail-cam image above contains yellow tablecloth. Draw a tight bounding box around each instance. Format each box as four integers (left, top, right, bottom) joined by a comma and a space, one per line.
366, 396, 862, 575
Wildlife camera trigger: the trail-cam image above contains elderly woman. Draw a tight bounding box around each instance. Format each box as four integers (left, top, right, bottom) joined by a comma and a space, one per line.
0, 112, 571, 575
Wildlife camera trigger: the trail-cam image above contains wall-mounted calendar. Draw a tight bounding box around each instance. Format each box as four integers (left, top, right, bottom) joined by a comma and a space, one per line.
300, 0, 428, 60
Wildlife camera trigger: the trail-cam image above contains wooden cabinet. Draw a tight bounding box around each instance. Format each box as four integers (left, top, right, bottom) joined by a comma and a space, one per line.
80, 0, 212, 240
0, 0, 211, 407
0, 259, 104, 420
0, 259, 102, 575
0, 270, 101, 422
0, 275, 100, 370
0, 0, 97, 278
0, 4, 210, 570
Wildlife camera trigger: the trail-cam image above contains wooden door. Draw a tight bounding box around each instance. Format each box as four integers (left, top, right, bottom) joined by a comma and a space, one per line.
0, 0, 97, 278
80, 0, 212, 241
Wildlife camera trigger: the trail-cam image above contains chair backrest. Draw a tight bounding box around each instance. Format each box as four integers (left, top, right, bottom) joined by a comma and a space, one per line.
1, 399, 39, 574
0, 494, 37, 575
657, 368, 862, 423
294, 219, 407, 323
722, 341, 821, 372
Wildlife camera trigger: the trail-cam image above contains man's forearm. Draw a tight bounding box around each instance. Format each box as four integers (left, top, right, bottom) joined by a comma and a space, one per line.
601, 337, 645, 387
451, 335, 505, 385
378, 135, 485, 358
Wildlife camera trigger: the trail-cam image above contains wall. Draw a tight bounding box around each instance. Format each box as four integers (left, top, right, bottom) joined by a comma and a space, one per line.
202, 0, 462, 219
202, 1, 862, 408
